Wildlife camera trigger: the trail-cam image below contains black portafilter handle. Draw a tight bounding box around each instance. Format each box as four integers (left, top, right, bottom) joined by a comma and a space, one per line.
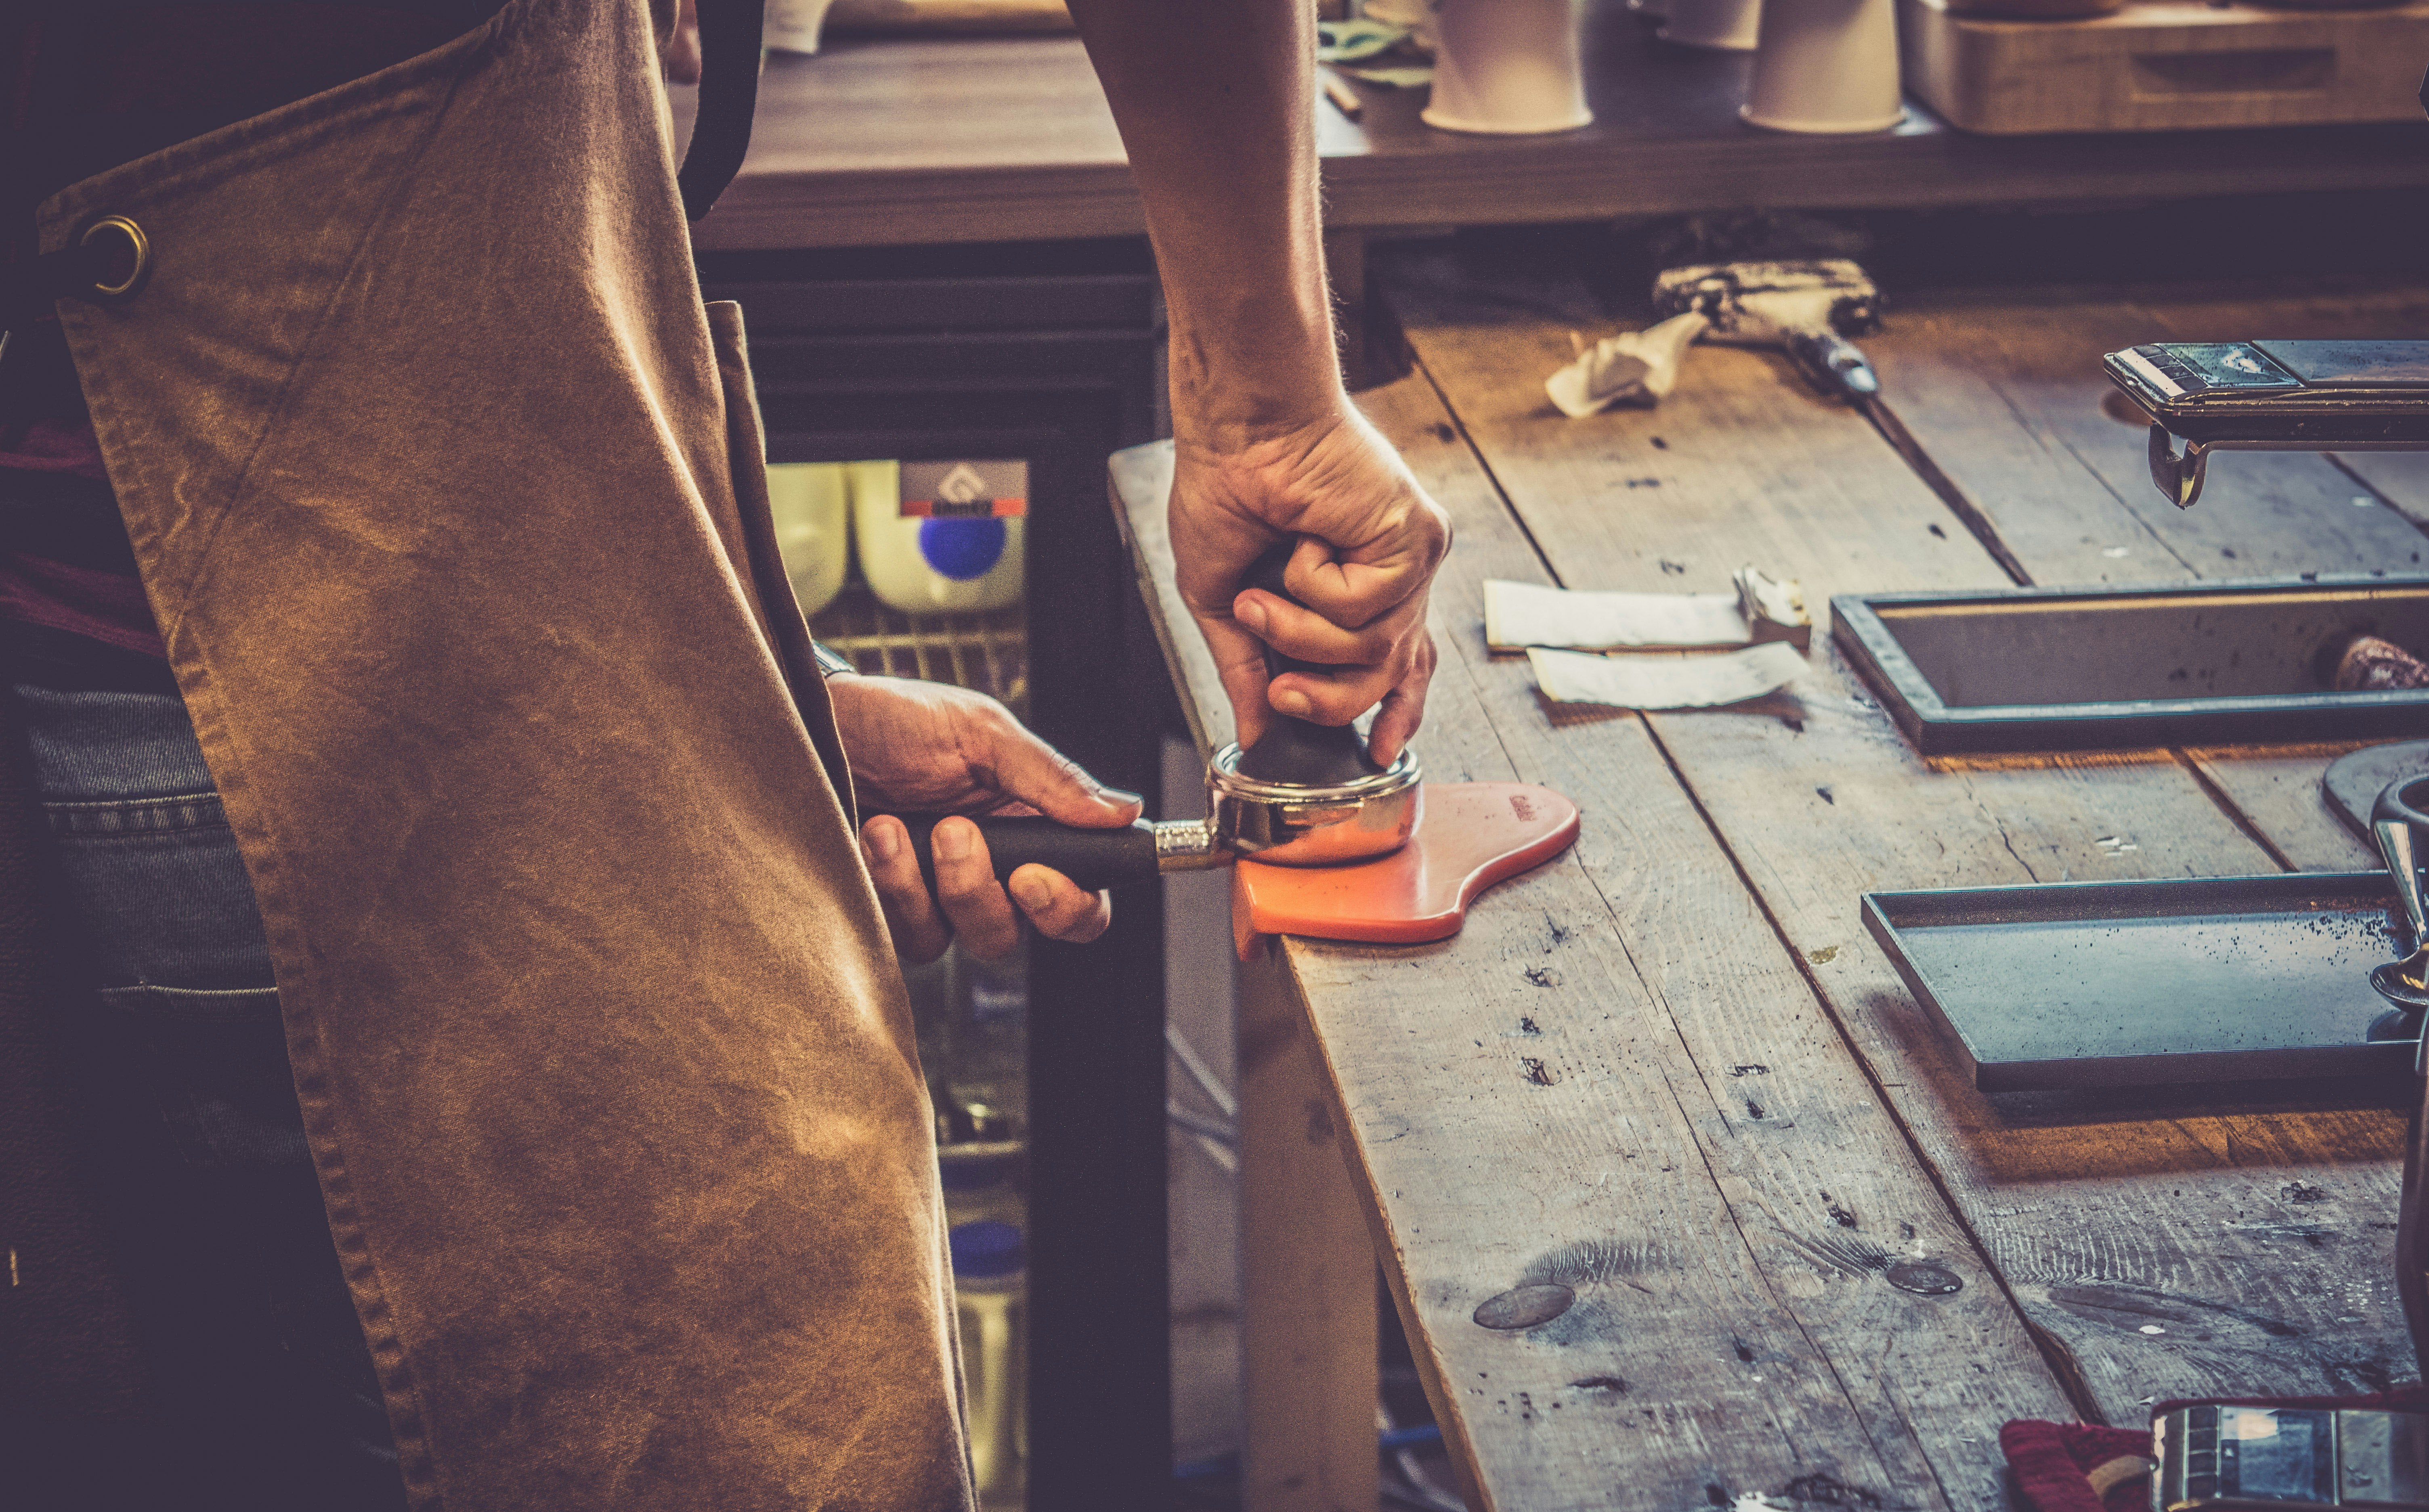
889, 814, 1165, 896
875, 544, 1379, 898
1234, 542, 1386, 786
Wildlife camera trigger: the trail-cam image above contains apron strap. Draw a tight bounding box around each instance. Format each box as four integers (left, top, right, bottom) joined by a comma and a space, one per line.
2, 0, 758, 335
677, 0, 768, 223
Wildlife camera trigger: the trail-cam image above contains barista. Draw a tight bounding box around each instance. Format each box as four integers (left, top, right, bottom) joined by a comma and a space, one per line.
0, 1, 1446, 1508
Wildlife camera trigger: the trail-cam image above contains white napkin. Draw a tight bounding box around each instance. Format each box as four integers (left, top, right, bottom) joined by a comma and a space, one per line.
1544, 310, 1708, 418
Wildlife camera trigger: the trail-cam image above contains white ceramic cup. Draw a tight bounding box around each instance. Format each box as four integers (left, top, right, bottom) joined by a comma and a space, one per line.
1741, 0, 1903, 133
1422, 0, 1593, 136
1659, 0, 1759, 51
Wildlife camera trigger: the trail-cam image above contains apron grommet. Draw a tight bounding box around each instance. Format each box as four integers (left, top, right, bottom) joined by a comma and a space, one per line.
79, 216, 151, 302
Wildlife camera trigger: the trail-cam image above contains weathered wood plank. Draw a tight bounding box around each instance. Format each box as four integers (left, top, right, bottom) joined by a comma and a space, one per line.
1115, 387, 2070, 1508
2340, 453, 2429, 529
1386, 256, 2416, 1433
685, 32, 2429, 252
1864, 286, 2429, 867
2178, 746, 2376, 873
1866, 284, 2429, 590
1238, 949, 1380, 1512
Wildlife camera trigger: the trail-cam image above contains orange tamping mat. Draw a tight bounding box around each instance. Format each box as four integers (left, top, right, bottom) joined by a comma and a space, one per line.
1229, 783, 1581, 958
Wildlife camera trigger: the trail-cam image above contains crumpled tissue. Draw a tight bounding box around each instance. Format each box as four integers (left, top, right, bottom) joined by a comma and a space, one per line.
1544, 309, 1708, 417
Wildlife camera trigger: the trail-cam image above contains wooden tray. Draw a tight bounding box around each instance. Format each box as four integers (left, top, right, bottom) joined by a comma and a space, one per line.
1831, 576, 2429, 755
1900, 0, 2429, 134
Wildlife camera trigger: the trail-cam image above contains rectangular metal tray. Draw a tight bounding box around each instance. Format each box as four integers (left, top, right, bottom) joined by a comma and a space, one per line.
1861, 872, 2414, 1091
1831, 576, 2429, 754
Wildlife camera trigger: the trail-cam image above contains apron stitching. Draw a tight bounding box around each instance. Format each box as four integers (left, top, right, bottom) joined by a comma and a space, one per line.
189, 54, 488, 1511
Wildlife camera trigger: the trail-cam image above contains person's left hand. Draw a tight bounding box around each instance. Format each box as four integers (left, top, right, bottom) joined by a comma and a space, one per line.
831, 674, 1140, 964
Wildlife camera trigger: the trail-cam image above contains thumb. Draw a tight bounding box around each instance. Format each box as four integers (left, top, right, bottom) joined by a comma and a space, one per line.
984, 720, 1143, 829
1196, 609, 1277, 757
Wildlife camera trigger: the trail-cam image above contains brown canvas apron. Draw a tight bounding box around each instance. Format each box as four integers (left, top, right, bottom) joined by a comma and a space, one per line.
34, 1, 971, 1506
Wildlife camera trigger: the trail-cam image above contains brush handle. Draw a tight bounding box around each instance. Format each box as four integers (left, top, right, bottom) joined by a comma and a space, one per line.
1787, 329, 1879, 401
1236, 544, 1384, 785
891, 814, 1163, 895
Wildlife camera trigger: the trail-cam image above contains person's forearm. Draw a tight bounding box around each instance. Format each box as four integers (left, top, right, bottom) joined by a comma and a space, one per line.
1066, 0, 1342, 449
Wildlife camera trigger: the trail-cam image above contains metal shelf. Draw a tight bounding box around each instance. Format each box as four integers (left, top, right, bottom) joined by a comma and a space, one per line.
811, 586, 1029, 715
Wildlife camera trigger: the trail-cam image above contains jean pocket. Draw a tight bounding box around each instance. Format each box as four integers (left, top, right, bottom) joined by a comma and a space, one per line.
94, 984, 308, 1171
46, 792, 277, 990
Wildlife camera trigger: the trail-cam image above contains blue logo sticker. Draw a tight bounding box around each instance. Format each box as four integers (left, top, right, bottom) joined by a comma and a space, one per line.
918, 517, 1007, 581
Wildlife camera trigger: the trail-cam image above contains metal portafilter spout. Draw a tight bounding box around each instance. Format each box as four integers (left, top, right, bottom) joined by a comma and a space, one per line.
889, 542, 1422, 894
2366, 776, 2429, 1381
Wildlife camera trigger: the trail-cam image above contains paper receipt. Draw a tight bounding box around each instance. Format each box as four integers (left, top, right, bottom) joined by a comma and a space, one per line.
1527, 643, 1807, 710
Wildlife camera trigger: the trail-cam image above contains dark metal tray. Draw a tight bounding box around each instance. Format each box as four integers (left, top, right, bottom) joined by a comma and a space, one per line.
1862, 872, 2414, 1090
1832, 576, 2429, 754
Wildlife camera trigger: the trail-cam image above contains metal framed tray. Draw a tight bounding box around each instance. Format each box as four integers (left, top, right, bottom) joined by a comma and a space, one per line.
1832, 576, 2429, 754
1862, 872, 2413, 1091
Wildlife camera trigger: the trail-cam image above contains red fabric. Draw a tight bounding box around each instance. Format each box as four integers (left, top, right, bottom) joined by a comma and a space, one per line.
0, 553, 164, 657
2001, 1420, 2154, 1512
0, 419, 106, 482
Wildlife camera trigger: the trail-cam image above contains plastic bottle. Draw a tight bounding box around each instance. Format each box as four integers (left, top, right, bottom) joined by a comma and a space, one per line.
946, 938, 1027, 1142
950, 1219, 1028, 1507
939, 1146, 1024, 1229
761, 462, 850, 618
848, 460, 1027, 616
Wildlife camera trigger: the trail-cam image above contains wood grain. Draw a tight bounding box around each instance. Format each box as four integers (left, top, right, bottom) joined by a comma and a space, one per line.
1114, 397, 2073, 1507
1385, 256, 2419, 1434
2341, 453, 2429, 528
1238, 949, 1380, 1512
682, 24, 2429, 251
1901, 0, 2429, 135
1863, 283, 2429, 867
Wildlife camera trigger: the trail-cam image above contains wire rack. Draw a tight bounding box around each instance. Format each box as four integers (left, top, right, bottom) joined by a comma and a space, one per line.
810, 587, 1028, 716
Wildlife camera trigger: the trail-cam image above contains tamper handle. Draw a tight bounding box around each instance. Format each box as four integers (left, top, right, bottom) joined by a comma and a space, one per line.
1236, 543, 1383, 786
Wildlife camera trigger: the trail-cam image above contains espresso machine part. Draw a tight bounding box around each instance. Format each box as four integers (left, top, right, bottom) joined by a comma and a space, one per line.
2101, 340, 2429, 509
2372, 775, 2429, 1014
2365, 776, 2429, 1384
893, 754, 1424, 894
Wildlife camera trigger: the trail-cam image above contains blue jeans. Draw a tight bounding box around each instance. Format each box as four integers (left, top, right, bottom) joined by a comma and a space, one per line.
15, 683, 407, 1510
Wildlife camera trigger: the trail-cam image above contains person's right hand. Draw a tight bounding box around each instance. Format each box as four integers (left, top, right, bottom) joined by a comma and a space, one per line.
1168, 401, 1450, 766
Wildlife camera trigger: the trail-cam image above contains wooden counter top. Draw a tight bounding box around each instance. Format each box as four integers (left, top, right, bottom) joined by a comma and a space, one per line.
1112, 266, 2425, 1508
689, 8, 2429, 251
